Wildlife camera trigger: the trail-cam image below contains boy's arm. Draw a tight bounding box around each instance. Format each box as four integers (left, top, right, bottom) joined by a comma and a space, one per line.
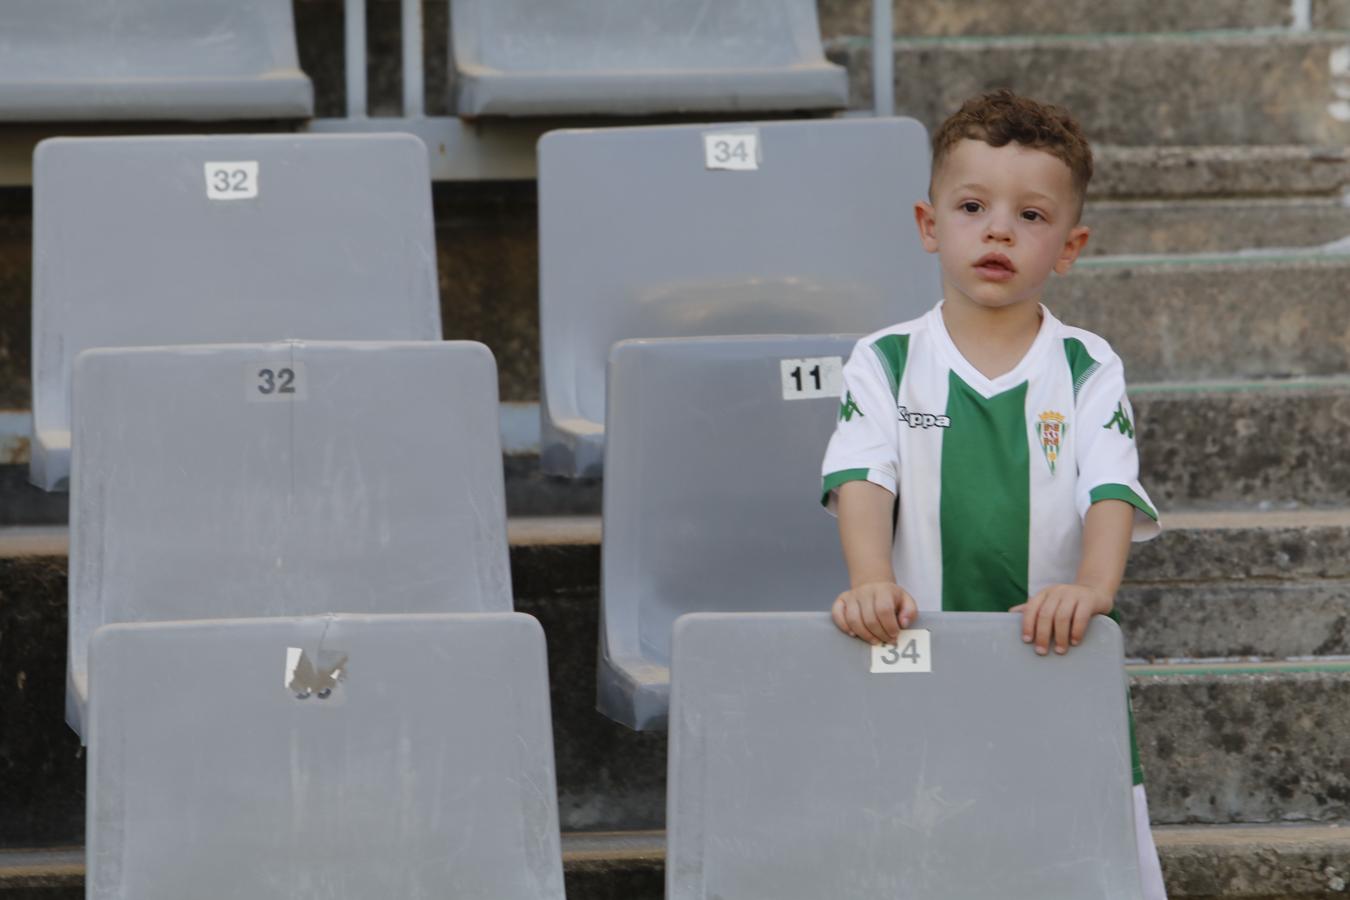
1011, 498, 1133, 655
832, 480, 917, 645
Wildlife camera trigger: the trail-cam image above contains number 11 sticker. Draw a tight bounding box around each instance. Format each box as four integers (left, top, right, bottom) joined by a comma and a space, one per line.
871, 630, 932, 674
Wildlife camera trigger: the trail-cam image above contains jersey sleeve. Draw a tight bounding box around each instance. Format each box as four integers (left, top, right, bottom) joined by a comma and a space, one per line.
1074, 352, 1161, 542
820, 338, 899, 515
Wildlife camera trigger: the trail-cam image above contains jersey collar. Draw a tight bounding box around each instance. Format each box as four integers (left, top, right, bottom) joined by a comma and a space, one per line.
928, 300, 1060, 399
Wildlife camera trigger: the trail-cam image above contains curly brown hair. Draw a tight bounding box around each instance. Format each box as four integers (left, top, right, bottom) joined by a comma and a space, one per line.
930, 89, 1093, 215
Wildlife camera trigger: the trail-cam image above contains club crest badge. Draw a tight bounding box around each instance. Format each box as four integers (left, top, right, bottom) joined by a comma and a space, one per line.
1036, 411, 1066, 475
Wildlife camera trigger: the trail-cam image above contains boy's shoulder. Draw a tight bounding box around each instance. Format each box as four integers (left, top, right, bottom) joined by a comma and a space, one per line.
851, 305, 939, 353
1051, 317, 1126, 377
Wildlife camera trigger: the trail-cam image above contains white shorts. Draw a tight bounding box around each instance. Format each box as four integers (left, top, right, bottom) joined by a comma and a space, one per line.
1135, 783, 1168, 899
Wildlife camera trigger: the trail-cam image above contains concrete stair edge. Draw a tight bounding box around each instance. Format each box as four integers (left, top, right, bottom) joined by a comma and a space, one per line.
6, 823, 1350, 898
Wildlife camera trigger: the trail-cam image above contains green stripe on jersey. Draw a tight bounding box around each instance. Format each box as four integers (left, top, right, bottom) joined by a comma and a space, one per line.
1090, 483, 1158, 521
1063, 337, 1100, 401
869, 334, 910, 401
939, 372, 1030, 612
820, 468, 871, 506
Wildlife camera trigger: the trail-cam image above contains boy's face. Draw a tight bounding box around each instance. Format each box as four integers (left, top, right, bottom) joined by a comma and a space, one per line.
914, 139, 1090, 312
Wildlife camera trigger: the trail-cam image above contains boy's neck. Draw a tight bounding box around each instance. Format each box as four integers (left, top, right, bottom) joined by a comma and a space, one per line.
940, 295, 1044, 381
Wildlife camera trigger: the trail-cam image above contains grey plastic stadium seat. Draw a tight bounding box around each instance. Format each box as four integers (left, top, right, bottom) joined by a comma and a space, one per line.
538, 117, 937, 477
87, 612, 564, 900
599, 335, 858, 729
31, 133, 440, 491
0, 0, 311, 122
450, 0, 846, 117
66, 341, 510, 738
668, 611, 1144, 900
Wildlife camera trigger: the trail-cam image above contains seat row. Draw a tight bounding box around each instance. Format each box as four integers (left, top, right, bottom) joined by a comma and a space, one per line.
29, 119, 937, 490
0, 0, 846, 122
34, 120, 936, 731
71, 341, 1145, 898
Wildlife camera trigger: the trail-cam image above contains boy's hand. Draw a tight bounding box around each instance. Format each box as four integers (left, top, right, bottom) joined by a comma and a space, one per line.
832, 582, 918, 645
1010, 584, 1113, 656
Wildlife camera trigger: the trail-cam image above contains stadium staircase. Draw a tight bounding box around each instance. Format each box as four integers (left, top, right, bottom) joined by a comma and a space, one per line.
3, 0, 1350, 896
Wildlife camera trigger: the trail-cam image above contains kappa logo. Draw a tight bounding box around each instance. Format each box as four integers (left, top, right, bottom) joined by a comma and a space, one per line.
839, 391, 864, 422
1036, 411, 1066, 475
897, 406, 951, 429
1104, 401, 1135, 439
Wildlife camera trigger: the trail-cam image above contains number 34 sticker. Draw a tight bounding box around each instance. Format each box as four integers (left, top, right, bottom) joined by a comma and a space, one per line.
871, 630, 932, 674
703, 131, 760, 171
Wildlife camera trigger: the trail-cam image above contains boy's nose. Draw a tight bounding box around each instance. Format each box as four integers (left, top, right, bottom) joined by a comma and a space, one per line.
984, 220, 1014, 243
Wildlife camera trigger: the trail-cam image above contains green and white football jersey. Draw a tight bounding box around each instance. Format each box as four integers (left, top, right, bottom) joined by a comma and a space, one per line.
821, 301, 1160, 614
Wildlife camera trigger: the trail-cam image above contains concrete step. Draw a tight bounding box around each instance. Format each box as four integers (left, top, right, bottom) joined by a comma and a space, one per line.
0, 454, 602, 527
1119, 581, 1350, 661
1091, 145, 1350, 200
0, 833, 666, 900
4, 514, 1349, 842
7, 823, 1350, 900
1082, 197, 1350, 257
827, 31, 1350, 146
1132, 378, 1350, 508
818, 0, 1313, 38
1050, 253, 1350, 381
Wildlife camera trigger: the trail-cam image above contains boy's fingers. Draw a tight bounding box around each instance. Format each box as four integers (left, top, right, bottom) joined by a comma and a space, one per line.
1008, 603, 1027, 613
873, 593, 901, 640
1070, 601, 1094, 646
858, 595, 887, 644
1053, 598, 1074, 654
1033, 594, 1058, 655
894, 588, 919, 629
843, 601, 868, 644
1020, 592, 1045, 643
831, 596, 851, 636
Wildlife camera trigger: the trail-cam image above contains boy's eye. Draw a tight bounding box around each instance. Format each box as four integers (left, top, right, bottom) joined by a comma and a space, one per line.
960, 201, 982, 213
1021, 210, 1044, 222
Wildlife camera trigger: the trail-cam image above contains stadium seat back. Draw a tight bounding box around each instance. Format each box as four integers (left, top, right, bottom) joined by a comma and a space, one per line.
31, 133, 440, 490
599, 335, 857, 727
87, 613, 564, 900
537, 117, 937, 477
0, 0, 311, 121
668, 611, 1144, 900
67, 341, 509, 736
450, 0, 846, 116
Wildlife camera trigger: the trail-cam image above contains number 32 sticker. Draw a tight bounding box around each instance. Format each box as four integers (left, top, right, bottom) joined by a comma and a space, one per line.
871, 630, 932, 674
205, 161, 259, 200
247, 362, 307, 402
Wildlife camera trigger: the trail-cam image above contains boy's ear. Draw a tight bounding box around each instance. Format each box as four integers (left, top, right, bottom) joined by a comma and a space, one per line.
914, 201, 939, 254
1053, 224, 1091, 274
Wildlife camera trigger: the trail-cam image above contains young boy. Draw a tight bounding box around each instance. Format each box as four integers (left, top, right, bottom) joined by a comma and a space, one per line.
819, 89, 1167, 898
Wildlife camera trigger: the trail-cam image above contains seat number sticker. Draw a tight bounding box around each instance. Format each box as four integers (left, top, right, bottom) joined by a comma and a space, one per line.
871, 630, 932, 674
704, 131, 760, 171
781, 356, 843, 400
247, 362, 307, 401
205, 161, 259, 200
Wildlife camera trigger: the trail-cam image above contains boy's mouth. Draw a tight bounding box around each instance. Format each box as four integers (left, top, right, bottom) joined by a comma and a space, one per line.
973, 253, 1016, 282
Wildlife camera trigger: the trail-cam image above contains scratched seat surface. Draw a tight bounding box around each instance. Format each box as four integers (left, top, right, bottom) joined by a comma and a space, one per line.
598, 335, 858, 729
87, 612, 564, 900
449, 0, 846, 116
30, 133, 440, 491
667, 611, 1144, 900
536, 117, 937, 477
0, 0, 311, 122
66, 341, 510, 737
